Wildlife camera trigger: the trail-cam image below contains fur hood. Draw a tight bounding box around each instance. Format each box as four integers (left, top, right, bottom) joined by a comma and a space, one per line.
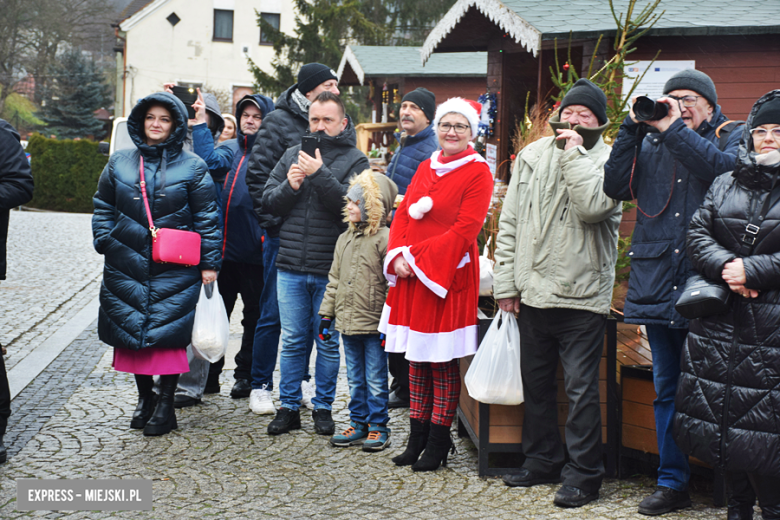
343, 170, 398, 235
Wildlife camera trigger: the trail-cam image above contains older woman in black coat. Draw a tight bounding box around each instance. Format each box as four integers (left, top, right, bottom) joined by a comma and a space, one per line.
675, 90, 780, 520
93, 92, 222, 436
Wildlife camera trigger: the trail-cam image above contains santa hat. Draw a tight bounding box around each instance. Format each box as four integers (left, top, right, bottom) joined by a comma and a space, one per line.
433, 98, 482, 140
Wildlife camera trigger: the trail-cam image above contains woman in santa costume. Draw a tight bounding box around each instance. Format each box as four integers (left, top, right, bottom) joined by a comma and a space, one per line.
380, 98, 494, 471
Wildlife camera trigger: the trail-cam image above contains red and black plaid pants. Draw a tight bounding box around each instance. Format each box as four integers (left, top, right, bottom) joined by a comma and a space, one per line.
409, 360, 460, 427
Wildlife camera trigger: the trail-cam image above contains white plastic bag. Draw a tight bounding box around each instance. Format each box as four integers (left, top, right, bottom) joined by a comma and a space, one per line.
191, 281, 229, 363
464, 310, 524, 405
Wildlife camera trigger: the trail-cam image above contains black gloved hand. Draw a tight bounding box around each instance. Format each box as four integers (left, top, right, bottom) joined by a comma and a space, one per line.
318, 317, 333, 341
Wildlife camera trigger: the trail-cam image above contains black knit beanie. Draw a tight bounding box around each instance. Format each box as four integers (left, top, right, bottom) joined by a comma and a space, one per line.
663, 69, 717, 106
560, 79, 608, 125
401, 88, 436, 123
297, 63, 338, 96
752, 97, 780, 128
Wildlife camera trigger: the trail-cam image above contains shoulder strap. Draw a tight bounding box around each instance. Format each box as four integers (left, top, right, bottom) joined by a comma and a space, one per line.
739, 170, 780, 256
138, 156, 157, 235
715, 120, 745, 151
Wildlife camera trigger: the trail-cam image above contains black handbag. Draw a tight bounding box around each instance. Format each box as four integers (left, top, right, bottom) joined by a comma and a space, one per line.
675, 274, 733, 319
675, 171, 780, 320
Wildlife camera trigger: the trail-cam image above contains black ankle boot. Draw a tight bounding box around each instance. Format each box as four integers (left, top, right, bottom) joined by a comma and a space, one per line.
144, 374, 179, 436
130, 375, 156, 429
728, 505, 755, 520
412, 422, 455, 472
392, 418, 429, 466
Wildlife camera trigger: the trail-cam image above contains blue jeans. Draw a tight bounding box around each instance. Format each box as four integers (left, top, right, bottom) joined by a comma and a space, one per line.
277, 269, 340, 410
646, 325, 690, 491
250, 235, 313, 391
342, 334, 389, 425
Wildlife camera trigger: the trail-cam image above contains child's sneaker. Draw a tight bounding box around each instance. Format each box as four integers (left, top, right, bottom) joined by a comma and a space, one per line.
329, 421, 368, 447
362, 424, 391, 452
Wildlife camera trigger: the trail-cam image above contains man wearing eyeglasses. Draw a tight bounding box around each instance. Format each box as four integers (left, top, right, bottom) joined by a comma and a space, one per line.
603, 69, 741, 516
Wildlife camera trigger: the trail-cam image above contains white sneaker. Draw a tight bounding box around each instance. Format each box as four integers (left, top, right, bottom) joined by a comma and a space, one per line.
301, 380, 316, 410
249, 386, 276, 415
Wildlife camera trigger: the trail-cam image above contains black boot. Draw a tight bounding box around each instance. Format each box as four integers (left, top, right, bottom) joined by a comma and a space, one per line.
412, 422, 455, 472
130, 375, 156, 429
728, 472, 756, 520
0, 435, 6, 464
750, 474, 780, 520
143, 374, 179, 436
392, 418, 429, 466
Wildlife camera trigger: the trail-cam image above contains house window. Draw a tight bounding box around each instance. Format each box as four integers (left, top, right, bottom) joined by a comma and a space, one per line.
259, 13, 280, 45
213, 9, 233, 41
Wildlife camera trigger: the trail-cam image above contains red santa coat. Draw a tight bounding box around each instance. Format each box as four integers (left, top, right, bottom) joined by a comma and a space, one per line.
379, 148, 493, 362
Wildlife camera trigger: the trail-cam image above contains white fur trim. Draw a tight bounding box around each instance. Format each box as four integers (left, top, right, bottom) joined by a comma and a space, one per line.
383, 246, 406, 286
456, 252, 471, 269
402, 248, 447, 298
408, 196, 433, 220
429, 150, 487, 176
380, 320, 479, 362
434, 97, 480, 139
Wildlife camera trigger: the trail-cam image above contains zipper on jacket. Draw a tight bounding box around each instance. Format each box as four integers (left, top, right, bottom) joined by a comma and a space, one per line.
221, 141, 247, 256
560, 197, 570, 221
719, 300, 740, 470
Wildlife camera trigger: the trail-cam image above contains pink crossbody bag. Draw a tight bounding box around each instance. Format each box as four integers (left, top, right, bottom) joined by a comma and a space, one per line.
139, 156, 201, 266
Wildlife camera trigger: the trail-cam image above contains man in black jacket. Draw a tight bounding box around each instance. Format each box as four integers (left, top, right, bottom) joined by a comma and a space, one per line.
0, 120, 35, 463
245, 63, 340, 415
262, 92, 369, 436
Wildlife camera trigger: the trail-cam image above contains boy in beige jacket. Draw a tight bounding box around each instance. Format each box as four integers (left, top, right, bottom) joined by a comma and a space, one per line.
319, 170, 398, 451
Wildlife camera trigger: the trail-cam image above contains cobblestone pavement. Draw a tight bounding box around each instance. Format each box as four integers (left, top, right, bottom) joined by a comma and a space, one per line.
1, 211, 103, 370
1, 325, 728, 519
1, 211, 731, 518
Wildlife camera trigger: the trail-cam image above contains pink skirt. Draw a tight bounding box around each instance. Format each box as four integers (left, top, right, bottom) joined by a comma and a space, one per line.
113, 347, 189, 375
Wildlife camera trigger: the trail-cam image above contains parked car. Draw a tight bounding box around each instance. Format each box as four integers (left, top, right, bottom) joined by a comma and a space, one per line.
98, 117, 134, 156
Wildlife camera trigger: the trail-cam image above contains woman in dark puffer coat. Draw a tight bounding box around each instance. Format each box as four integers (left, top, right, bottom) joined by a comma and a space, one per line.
675, 90, 780, 520
93, 92, 222, 436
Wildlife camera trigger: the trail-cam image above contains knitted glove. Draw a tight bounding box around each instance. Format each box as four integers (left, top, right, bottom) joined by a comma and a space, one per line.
318, 317, 333, 341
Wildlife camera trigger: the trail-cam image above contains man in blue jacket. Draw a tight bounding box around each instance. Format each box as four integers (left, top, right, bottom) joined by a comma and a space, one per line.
177, 93, 274, 406
0, 119, 35, 463
386, 88, 438, 195
603, 69, 740, 516
383, 87, 438, 409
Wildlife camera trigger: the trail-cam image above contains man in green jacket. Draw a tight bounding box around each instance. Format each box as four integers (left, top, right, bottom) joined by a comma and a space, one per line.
493, 79, 621, 508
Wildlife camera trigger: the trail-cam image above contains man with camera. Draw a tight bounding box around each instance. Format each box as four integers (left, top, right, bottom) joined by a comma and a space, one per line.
261, 91, 368, 436
494, 79, 621, 508
603, 69, 740, 516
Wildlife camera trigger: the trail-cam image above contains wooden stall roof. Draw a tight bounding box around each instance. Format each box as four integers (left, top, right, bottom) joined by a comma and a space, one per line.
422, 0, 780, 60
338, 45, 487, 86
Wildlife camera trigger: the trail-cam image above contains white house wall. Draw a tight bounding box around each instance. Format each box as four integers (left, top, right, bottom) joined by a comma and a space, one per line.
121, 0, 294, 115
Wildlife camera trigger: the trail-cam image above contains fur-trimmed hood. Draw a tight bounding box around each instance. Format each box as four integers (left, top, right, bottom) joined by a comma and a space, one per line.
343, 170, 398, 235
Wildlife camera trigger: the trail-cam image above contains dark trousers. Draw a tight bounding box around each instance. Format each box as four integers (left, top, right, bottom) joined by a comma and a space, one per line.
208, 260, 263, 382
518, 304, 606, 494
747, 473, 780, 519
388, 353, 410, 401
0, 346, 9, 436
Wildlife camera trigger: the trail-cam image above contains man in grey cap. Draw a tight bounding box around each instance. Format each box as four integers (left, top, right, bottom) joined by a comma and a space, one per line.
494, 79, 621, 508
244, 63, 340, 415
604, 69, 740, 516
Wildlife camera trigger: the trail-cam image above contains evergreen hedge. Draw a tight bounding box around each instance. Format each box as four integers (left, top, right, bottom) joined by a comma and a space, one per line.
27, 134, 107, 213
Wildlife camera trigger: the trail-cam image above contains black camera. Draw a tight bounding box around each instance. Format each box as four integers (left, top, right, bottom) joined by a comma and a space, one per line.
633, 96, 669, 122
